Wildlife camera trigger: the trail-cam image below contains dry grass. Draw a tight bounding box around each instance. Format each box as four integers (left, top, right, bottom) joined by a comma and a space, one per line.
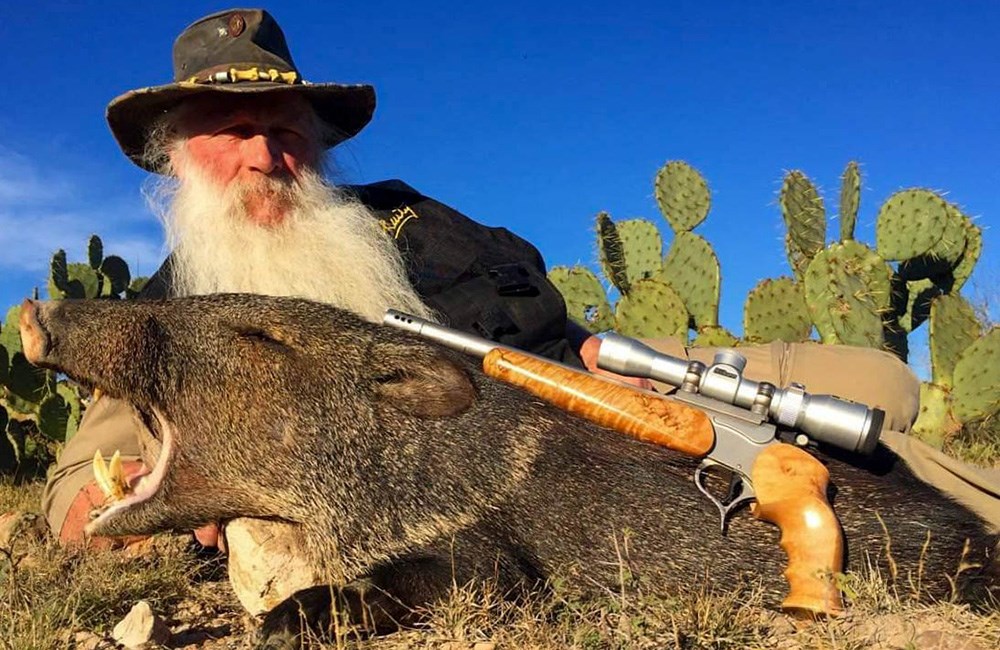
1, 478, 998, 649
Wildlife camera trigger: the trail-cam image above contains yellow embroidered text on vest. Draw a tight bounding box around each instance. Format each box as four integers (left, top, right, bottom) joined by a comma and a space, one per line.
380, 205, 420, 239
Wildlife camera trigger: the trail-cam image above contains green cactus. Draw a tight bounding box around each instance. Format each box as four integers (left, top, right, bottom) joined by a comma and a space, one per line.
875, 189, 952, 261
616, 219, 663, 286
692, 325, 739, 348
803, 241, 892, 348
928, 295, 982, 389
950, 327, 1000, 424
784, 233, 812, 281
100, 255, 131, 296
838, 161, 860, 243
87, 234, 103, 270
911, 383, 961, 447
659, 231, 721, 328
596, 212, 630, 294
654, 161, 711, 233
894, 277, 942, 333
614, 279, 689, 340
743, 277, 812, 344
780, 171, 826, 261
548, 266, 615, 334
952, 216, 983, 293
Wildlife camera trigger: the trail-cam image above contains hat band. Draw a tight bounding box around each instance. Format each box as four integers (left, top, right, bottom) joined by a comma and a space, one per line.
184, 65, 300, 85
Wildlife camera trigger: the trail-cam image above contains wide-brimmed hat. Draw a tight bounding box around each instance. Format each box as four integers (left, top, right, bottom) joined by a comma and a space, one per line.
107, 8, 376, 171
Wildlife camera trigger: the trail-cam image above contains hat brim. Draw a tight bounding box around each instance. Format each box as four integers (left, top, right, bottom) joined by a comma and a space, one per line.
106, 81, 376, 172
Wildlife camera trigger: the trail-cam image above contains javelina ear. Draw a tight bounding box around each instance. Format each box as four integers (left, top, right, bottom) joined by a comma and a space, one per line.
370, 342, 476, 418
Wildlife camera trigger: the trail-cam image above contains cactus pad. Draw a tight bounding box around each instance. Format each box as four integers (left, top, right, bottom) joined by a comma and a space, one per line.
654, 161, 711, 232
1, 306, 23, 357
87, 235, 103, 270
780, 171, 826, 259
596, 212, 630, 294
616, 219, 663, 285
548, 265, 615, 333
659, 231, 721, 328
875, 189, 950, 261
952, 216, 983, 293
615, 278, 689, 340
838, 161, 860, 242
911, 382, 961, 448
743, 277, 813, 343
895, 277, 942, 333
929, 294, 982, 389
692, 325, 739, 348
803, 241, 892, 347
950, 327, 1000, 423
785, 233, 811, 280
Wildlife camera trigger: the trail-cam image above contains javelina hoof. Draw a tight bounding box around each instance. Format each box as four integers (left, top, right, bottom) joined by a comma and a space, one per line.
257, 586, 333, 649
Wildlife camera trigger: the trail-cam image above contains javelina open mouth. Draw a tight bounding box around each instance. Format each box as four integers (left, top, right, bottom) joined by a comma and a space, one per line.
86, 407, 175, 534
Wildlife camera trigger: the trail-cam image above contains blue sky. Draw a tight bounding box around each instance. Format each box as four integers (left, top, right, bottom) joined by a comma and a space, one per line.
1, 1, 997, 369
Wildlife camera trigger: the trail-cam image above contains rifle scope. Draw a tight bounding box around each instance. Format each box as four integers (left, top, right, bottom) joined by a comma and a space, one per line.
597, 334, 883, 455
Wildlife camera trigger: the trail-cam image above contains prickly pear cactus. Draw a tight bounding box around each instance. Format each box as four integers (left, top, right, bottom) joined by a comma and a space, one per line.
616, 219, 663, 286
615, 279, 689, 340
659, 231, 720, 329
929, 295, 982, 389
952, 216, 983, 293
803, 241, 893, 348
743, 277, 813, 344
654, 161, 711, 233
839, 161, 860, 243
781, 171, 827, 262
950, 327, 1000, 424
875, 189, 952, 262
548, 266, 615, 334
596, 212, 631, 294
692, 325, 739, 348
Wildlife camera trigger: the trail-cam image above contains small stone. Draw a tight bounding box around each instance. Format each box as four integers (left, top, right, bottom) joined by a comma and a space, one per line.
112, 601, 172, 649
473, 643, 497, 650
909, 630, 986, 650
73, 631, 107, 650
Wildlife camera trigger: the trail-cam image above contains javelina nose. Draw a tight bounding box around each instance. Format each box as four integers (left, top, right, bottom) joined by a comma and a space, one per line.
19, 299, 51, 364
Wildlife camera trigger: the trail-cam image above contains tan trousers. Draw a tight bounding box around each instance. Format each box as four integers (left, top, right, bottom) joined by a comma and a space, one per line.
42, 340, 1000, 615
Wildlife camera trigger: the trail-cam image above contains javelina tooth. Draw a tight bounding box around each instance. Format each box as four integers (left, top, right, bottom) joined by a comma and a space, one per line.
92, 450, 128, 501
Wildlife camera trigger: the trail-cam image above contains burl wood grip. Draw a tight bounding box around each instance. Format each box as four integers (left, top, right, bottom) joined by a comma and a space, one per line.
750, 444, 845, 617
482, 348, 714, 456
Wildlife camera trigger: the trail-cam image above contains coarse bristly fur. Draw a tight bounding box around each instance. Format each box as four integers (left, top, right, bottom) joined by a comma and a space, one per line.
20, 294, 1000, 649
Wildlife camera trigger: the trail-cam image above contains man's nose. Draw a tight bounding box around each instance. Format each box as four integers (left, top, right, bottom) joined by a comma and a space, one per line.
244, 133, 284, 174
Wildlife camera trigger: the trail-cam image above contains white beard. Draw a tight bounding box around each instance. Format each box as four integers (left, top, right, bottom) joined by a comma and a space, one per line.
147, 156, 435, 324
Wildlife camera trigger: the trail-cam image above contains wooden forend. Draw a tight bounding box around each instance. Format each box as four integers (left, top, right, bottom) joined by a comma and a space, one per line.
482, 348, 714, 456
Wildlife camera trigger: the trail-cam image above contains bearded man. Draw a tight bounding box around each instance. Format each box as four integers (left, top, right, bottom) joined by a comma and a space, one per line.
41, 6, 1000, 622
42, 7, 614, 613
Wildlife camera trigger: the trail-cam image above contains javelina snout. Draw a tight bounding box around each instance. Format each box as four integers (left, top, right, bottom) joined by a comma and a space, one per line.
23, 294, 998, 642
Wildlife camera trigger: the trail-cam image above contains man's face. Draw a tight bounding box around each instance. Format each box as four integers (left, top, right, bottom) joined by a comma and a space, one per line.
170, 93, 323, 226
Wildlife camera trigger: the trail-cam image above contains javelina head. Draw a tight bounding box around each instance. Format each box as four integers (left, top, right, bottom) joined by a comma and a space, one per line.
21, 295, 482, 539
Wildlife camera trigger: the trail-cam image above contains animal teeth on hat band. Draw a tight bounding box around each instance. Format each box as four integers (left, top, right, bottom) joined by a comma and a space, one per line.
92, 449, 129, 502
185, 67, 299, 85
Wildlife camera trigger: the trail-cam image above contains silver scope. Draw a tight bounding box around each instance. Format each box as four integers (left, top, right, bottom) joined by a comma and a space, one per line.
597, 334, 883, 455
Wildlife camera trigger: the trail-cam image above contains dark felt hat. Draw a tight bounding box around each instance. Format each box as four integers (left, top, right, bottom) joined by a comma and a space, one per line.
107, 8, 375, 171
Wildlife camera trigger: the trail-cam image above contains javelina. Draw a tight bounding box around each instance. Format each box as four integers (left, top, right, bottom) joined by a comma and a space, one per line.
20, 295, 998, 645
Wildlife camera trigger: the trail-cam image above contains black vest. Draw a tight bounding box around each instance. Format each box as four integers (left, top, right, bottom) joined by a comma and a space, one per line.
139, 180, 583, 367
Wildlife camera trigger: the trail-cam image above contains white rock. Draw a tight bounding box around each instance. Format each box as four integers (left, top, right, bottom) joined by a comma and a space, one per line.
111, 601, 171, 649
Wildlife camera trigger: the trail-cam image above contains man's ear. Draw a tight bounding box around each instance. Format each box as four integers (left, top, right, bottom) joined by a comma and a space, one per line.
369, 340, 477, 418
